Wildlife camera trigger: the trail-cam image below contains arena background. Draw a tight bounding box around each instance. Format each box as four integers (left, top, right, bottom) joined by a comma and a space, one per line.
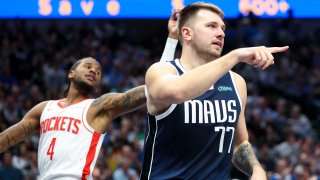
0, 0, 320, 179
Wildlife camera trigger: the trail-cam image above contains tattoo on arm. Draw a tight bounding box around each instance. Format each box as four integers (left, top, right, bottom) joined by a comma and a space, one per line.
0, 136, 7, 147
91, 94, 109, 107
117, 95, 130, 108
92, 86, 145, 115
232, 143, 261, 176
108, 89, 142, 111
92, 93, 130, 108
121, 85, 145, 110
0, 122, 33, 152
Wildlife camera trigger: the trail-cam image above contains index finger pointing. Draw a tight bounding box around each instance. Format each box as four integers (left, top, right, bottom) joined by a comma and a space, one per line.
268, 46, 289, 53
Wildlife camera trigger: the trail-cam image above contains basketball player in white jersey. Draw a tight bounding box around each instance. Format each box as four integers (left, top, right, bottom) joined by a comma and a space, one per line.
0, 10, 180, 180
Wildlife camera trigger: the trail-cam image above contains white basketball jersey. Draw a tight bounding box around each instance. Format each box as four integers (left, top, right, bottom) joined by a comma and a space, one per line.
38, 99, 106, 180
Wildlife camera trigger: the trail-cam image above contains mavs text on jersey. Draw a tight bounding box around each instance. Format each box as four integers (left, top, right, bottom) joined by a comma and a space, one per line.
141, 59, 242, 180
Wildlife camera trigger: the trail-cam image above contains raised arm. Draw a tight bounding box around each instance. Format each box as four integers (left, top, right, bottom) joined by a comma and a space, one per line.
159, 9, 179, 62
0, 101, 45, 153
231, 72, 266, 179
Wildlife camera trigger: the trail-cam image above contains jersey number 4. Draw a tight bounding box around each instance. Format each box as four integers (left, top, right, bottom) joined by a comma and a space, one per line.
47, 138, 56, 160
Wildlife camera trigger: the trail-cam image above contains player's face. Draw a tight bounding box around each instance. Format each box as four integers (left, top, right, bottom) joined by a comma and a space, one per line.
70, 58, 102, 93
191, 9, 225, 59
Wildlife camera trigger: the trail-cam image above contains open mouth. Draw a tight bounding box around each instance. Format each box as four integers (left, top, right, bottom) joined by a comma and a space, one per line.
85, 74, 96, 81
212, 41, 222, 47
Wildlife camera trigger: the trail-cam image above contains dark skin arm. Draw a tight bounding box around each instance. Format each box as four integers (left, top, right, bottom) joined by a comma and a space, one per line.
0, 101, 46, 153
87, 85, 146, 133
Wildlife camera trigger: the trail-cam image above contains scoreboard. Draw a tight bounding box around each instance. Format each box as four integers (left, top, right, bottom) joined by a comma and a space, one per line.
0, 0, 319, 19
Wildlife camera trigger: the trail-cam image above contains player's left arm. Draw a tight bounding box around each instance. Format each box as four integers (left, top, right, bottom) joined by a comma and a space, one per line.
159, 9, 179, 62
231, 72, 266, 179
88, 85, 145, 133
91, 85, 146, 118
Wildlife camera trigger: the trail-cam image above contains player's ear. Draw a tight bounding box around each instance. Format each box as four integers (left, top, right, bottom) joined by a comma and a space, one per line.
68, 70, 75, 79
181, 27, 192, 42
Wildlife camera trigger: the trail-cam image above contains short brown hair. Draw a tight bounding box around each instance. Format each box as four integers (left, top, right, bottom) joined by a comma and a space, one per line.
178, 2, 224, 43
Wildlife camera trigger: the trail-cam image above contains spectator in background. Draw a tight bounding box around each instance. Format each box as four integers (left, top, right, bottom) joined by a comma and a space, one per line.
43, 60, 66, 94
273, 98, 289, 131
0, 152, 24, 180
289, 104, 314, 137
257, 143, 275, 173
121, 145, 142, 172
27, 151, 39, 180
12, 143, 31, 177
92, 147, 113, 180
0, 65, 17, 92
0, 94, 20, 126
252, 96, 277, 125
113, 156, 139, 180
269, 158, 294, 180
270, 132, 300, 166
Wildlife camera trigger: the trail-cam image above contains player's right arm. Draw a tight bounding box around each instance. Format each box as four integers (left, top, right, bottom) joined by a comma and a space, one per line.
0, 101, 46, 153
146, 58, 238, 115
146, 46, 288, 115
168, 9, 180, 40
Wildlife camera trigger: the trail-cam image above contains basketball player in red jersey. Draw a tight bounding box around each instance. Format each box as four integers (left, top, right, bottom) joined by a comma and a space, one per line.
0, 10, 180, 180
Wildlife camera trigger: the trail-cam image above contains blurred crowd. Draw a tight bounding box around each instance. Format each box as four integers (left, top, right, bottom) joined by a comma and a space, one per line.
0, 14, 320, 180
